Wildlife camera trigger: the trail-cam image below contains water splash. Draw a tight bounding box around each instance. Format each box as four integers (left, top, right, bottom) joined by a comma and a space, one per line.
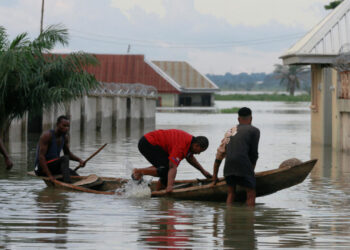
115, 179, 152, 198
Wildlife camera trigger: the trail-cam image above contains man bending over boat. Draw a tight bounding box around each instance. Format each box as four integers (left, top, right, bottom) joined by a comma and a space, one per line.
34, 115, 85, 183
211, 107, 260, 206
132, 129, 212, 193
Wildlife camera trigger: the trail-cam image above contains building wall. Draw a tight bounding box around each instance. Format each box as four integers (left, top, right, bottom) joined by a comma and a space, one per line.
159, 93, 177, 107
311, 65, 350, 151
310, 65, 327, 146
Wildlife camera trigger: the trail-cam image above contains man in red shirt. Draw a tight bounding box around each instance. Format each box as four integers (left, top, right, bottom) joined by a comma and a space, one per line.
132, 129, 212, 193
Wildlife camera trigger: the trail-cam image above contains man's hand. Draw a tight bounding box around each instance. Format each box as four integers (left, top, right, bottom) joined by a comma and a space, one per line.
5, 157, 13, 170
210, 176, 218, 187
166, 185, 173, 194
78, 159, 86, 168
202, 170, 213, 179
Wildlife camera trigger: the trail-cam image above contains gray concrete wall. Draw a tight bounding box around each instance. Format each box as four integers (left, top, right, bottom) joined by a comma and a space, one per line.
8, 114, 27, 142
81, 96, 97, 132
67, 99, 81, 132
99, 97, 114, 131
9, 90, 156, 143
142, 97, 156, 129
114, 96, 127, 130
42, 104, 66, 131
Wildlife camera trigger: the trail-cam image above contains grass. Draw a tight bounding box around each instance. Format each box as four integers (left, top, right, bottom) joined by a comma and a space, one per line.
215, 93, 311, 102
220, 107, 240, 113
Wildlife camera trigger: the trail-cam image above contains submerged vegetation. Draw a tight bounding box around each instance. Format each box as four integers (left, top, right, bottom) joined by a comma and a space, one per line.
215, 93, 311, 102
220, 107, 240, 113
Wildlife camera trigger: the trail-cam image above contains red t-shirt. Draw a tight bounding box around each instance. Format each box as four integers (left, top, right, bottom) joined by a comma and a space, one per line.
144, 129, 193, 166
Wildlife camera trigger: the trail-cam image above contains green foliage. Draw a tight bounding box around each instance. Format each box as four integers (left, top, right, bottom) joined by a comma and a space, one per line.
220, 107, 240, 113
325, 1, 343, 10
215, 93, 311, 102
0, 24, 99, 133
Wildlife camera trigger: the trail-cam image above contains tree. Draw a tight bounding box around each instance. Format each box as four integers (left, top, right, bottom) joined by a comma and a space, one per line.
273, 64, 309, 96
0, 24, 99, 135
325, 0, 343, 10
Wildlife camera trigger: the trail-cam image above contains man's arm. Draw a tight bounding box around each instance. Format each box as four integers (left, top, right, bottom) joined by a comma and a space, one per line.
62, 135, 85, 167
211, 128, 236, 185
212, 158, 222, 185
0, 138, 13, 170
38, 132, 55, 181
186, 154, 212, 178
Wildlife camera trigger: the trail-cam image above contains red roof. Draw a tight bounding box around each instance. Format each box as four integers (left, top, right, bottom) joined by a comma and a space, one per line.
84, 54, 179, 93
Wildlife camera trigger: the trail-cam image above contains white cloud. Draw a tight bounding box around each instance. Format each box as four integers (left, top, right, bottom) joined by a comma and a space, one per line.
188, 47, 283, 74
110, 0, 166, 19
194, 0, 329, 29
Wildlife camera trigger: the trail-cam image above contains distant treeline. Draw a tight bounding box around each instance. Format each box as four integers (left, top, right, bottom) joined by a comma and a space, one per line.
206, 71, 311, 93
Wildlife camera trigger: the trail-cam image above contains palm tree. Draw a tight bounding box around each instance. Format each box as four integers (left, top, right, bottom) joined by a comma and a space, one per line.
273, 64, 308, 96
0, 24, 99, 135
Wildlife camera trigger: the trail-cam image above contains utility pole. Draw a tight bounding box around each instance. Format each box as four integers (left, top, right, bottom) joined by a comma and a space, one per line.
127, 44, 131, 54
40, 0, 45, 34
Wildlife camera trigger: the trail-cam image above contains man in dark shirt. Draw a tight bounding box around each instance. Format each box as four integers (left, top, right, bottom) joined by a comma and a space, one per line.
132, 129, 212, 193
34, 116, 85, 183
212, 107, 260, 206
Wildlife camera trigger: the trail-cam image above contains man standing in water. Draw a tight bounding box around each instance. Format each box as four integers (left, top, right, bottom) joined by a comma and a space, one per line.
34, 115, 85, 183
132, 129, 212, 193
211, 107, 260, 206
0, 137, 13, 170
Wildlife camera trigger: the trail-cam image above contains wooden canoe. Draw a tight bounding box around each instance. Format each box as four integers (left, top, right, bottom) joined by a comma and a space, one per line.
27, 172, 128, 195
27, 159, 316, 201
151, 159, 317, 202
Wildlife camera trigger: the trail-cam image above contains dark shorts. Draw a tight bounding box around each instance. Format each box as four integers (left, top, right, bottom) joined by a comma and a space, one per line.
34, 156, 78, 179
225, 175, 256, 189
138, 136, 169, 186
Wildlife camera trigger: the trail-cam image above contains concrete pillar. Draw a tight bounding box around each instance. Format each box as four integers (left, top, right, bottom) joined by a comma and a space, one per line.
42, 105, 56, 130
8, 113, 27, 142
142, 97, 156, 130
115, 96, 127, 130
66, 99, 81, 132
99, 96, 113, 131
81, 96, 97, 132
129, 97, 143, 130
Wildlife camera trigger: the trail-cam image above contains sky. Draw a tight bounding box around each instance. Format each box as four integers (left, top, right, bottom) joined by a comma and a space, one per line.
0, 0, 332, 75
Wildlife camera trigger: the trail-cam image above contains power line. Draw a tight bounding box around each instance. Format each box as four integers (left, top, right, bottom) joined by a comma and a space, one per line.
69, 28, 304, 46
70, 32, 303, 49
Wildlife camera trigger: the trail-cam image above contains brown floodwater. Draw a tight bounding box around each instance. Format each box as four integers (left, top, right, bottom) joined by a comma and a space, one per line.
1, 100, 350, 249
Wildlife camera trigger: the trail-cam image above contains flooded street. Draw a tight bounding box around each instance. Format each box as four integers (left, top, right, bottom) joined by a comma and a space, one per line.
1, 101, 350, 249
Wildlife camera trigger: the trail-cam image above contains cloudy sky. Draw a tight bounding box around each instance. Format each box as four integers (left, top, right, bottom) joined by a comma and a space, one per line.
0, 0, 332, 74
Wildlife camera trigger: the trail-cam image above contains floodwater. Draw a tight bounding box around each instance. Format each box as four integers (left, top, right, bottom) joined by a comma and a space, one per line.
1, 101, 350, 249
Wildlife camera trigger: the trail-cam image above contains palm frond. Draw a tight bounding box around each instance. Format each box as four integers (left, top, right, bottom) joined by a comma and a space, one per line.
0, 24, 99, 132
9, 33, 30, 49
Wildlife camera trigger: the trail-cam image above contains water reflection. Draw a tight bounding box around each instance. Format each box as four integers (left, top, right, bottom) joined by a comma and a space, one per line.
222, 206, 256, 249
138, 199, 193, 249
135, 198, 315, 249
34, 189, 71, 247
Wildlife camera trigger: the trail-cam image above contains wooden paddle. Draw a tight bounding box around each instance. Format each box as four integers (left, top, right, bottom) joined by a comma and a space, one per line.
74, 143, 108, 172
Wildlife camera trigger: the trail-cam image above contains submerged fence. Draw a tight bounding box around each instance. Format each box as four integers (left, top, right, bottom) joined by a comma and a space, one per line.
8, 83, 158, 141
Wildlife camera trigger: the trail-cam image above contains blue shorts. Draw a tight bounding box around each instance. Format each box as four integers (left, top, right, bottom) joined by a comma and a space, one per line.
225, 175, 256, 189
